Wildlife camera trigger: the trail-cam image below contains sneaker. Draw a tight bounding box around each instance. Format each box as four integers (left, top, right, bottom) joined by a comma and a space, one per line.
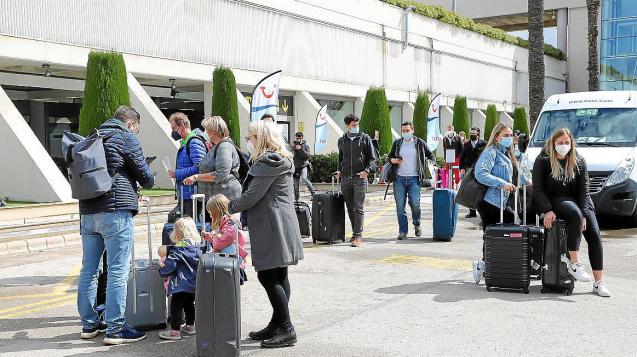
568, 261, 592, 282
158, 329, 182, 340
180, 324, 196, 335
397, 233, 407, 240
472, 260, 485, 284
103, 325, 146, 345
414, 225, 422, 237
593, 281, 611, 297
351, 237, 362, 247
80, 321, 107, 339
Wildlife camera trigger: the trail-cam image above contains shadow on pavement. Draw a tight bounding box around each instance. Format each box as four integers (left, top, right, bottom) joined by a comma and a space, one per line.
374, 279, 577, 303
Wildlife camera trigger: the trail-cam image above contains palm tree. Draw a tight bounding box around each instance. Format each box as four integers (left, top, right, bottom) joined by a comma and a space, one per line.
587, 0, 601, 91
528, 0, 545, 130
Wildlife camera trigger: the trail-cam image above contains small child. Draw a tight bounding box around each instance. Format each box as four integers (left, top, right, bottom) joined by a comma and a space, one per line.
203, 194, 248, 283
157, 217, 200, 340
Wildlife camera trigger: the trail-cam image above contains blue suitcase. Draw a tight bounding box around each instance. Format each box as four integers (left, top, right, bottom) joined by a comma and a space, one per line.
162, 188, 209, 245
432, 188, 458, 241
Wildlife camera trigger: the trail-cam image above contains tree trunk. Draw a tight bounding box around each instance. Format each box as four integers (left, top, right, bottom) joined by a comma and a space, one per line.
528, 0, 545, 131
587, 0, 601, 91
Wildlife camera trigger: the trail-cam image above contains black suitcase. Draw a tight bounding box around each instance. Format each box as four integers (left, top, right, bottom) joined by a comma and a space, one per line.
311, 177, 345, 244
295, 201, 311, 237
541, 219, 574, 295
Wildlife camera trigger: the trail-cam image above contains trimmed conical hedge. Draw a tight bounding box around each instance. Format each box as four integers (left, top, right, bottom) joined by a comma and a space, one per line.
484, 104, 498, 141
413, 92, 429, 140
452, 96, 470, 137
211, 66, 241, 147
79, 51, 130, 136
360, 87, 392, 155
513, 107, 530, 136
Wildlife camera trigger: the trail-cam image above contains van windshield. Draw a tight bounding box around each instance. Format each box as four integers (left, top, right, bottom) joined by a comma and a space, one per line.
530, 108, 637, 147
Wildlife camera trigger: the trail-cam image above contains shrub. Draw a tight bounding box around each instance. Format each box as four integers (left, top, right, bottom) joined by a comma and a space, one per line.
211, 67, 242, 147
359, 87, 393, 155
452, 96, 470, 137
79, 51, 130, 136
413, 92, 429, 140
513, 107, 530, 136
309, 153, 339, 183
484, 104, 499, 141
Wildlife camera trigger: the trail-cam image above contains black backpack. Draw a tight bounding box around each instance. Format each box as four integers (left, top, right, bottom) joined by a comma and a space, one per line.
213, 140, 250, 183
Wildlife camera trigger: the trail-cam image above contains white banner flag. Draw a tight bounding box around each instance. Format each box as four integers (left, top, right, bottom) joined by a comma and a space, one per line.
427, 93, 442, 152
251, 70, 282, 122
314, 105, 328, 154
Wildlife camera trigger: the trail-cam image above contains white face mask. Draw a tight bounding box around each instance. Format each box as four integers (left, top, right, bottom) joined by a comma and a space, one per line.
555, 144, 571, 157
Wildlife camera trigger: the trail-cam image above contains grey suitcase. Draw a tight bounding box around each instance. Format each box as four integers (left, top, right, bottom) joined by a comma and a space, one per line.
195, 222, 241, 357
125, 198, 167, 330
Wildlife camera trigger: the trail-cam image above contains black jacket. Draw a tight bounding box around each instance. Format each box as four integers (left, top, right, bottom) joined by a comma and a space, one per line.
290, 141, 311, 171
459, 139, 487, 170
443, 135, 463, 157
337, 133, 377, 177
532, 150, 594, 214
79, 119, 155, 216
388, 137, 436, 184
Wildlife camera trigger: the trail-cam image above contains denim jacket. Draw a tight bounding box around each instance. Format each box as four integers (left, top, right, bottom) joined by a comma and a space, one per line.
475, 144, 528, 209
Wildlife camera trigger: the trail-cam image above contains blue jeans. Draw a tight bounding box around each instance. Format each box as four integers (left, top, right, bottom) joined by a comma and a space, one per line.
77, 210, 134, 334
393, 176, 422, 234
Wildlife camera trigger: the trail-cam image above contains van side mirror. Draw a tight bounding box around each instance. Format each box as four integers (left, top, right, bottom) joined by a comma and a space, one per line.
518, 133, 528, 153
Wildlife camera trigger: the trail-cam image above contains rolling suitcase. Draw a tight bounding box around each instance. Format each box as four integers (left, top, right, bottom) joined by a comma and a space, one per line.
311, 176, 345, 244
162, 186, 209, 245
432, 167, 459, 241
541, 218, 574, 295
125, 198, 167, 330
295, 201, 311, 238
195, 226, 241, 357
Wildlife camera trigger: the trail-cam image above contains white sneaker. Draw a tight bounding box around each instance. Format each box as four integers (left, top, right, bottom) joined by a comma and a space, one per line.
593, 281, 611, 297
472, 260, 485, 284
567, 261, 592, 282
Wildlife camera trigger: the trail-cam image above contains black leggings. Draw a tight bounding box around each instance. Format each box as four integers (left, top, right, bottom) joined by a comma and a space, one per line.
170, 292, 195, 330
551, 198, 603, 271
257, 267, 292, 330
477, 200, 516, 261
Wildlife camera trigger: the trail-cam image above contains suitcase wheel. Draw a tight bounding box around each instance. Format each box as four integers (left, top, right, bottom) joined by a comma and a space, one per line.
565, 290, 572, 296
523, 288, 529, 294
486, 286, 492, 292
312, 238, 316, 244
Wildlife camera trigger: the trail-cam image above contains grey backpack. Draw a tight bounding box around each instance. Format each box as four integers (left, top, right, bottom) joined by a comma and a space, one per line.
62, 129, 119, 200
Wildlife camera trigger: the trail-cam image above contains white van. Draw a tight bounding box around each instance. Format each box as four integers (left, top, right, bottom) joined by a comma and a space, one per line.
523, 91, 637, 224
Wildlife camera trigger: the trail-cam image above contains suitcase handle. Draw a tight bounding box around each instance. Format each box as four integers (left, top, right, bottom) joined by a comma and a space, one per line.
191, 193, 207, 241
499, 184, 520, 224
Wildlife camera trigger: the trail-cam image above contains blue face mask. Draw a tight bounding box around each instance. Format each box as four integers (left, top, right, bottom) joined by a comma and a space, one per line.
402, 132, 413, 140
350, 127, 359, 134
499, 136, 513, 148
171, 130, 181, 141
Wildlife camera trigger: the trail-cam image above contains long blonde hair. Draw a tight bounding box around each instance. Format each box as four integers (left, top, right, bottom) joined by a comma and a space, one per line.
485, 122, 518, 167
248, 121, 292, 162
206, 194, 231, 230
170, 217, 199, 244
545, 128, 578, 180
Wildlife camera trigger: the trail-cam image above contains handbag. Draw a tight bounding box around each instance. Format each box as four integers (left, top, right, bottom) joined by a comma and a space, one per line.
454, 167, 487, 209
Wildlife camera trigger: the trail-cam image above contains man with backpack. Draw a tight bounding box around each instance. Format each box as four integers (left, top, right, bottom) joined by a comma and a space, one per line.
167, 112, 207, 217
75, 106, 155, 344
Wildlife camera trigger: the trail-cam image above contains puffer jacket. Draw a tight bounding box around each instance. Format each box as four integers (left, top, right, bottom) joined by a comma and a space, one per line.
175, 130, 207, 200
159, 240, 200, 295
79, 119, 154, 216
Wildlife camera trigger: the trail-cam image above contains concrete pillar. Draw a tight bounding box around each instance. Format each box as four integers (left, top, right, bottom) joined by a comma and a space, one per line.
236, 88, 250, 150
294, 91, 343, 154
29, 101, 48, 148
471, 109, 486, 136
127, 73, 179, 189
354, 97, 365, 118
557, 8, 568, 55
438, 106, 454, 156
499, 111, 514, 127
204, 81, 212, 117
0, 85, 72, 202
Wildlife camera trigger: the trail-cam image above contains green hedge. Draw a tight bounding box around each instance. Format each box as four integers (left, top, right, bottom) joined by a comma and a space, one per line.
211, 66, 242, 147
360, 87, 392, 155
513, 107, 530, 136
79, 51, 130, 136
452, 96, 470, 137
413, 92, 429, 140
484, 104, 498, 141
380, 0, 565, 60
309, 153, 339, 183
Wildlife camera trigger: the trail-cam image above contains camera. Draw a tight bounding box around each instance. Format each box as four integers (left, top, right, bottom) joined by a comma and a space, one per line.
293, 140, 306, 146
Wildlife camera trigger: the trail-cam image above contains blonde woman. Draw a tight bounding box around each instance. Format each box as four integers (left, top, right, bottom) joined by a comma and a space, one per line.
532, 128, 609, 297
228, 121, 303, 348
471, 122, 528, 284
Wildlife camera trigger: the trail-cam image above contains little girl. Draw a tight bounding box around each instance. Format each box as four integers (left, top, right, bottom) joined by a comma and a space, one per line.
158, 217, 201, 340
204, 194, 248, 283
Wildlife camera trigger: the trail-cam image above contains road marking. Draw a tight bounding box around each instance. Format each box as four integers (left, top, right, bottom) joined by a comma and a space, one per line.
0, 293, 74, 316
0, 292, 67, 301
375, 254, 472, 272
0, 295, 75, 319
52, 263, 82, 295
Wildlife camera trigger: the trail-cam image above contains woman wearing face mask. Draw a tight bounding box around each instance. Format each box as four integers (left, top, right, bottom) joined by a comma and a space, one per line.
532, 128, 610, 297
471, 122, 528, 284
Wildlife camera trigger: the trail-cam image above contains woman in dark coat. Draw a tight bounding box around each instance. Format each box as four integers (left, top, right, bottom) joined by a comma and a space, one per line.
229, 120, 304, 348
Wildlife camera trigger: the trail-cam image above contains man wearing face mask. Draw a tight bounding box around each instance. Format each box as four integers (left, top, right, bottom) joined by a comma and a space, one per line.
459, 127, 487, 218
167, 112, 207, 217
387, 121, 436, 240
442, 125, 463, 188
335, 114, 377, 247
